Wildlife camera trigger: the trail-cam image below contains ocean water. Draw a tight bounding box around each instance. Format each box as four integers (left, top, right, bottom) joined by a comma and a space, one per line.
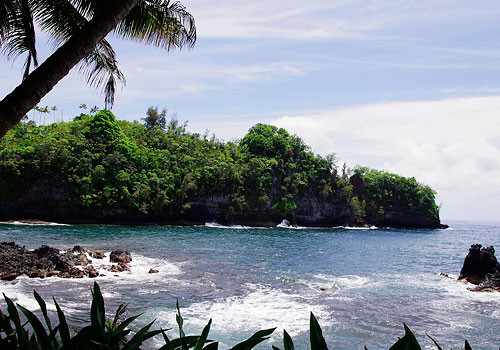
0, 220, 499, 349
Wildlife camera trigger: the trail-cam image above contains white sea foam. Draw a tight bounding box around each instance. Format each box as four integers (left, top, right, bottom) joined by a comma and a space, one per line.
308, 273, 380, 292
0, 279, 49, 311
439, 277, 500, 302
0, 220, 70, 226
276, 219, 327, 230
154, 283, 332, 341
0, 252, 183, 303
343, 225, 378, 230
204, 222, 266, 230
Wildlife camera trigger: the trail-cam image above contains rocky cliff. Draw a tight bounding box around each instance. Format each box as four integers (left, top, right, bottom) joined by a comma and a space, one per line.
0, 177, 445, 228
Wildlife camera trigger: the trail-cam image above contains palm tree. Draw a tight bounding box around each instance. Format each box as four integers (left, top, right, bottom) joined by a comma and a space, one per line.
0, 0, 196, 137
90, 105, 99, 115
50, 105, 57, 123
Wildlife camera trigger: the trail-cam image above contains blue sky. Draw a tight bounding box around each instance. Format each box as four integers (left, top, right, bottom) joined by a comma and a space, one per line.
2, 0, 500, 222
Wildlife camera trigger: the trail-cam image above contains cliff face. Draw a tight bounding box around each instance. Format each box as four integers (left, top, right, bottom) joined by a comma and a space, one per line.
0, 178, 444, 228
368, 205, 443, 229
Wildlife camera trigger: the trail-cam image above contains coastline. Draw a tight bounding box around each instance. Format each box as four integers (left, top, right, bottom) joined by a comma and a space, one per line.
0, 217, 448, 229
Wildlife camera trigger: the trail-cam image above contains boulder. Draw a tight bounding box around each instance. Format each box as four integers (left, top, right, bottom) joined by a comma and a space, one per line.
108, 262, 130, 272
63, 246, 91, 266
34, 245, 71, 271
59, 267, 84, 278
109, 250, 132, 263
91, 251, 106, 259
0, 242, 133, 280
458, 244, 500, 285
84, 266, 99, 278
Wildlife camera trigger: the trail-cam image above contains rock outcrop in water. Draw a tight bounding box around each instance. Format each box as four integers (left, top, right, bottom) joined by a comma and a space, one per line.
0, 242, 133, 280
459, 244, 500, 291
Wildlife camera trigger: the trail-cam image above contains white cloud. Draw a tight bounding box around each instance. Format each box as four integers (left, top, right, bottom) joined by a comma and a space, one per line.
270, 96, 500, 221
186, 0, 500, 40
187, 0, 388, 40
115, 58, 303, 101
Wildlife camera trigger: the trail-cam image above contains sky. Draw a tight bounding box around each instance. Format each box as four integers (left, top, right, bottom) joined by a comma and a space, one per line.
1, 0, 500, 222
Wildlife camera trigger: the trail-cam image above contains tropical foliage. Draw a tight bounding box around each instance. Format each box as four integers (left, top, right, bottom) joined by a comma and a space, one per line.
0, 0, 196, 137
352, 166, 439, 221
0, 282, 474, 349
0, 110, 439, 224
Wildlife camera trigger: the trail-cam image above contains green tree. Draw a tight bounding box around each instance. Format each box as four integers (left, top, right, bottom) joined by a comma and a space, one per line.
0, 0, 196, 138
143, 106, 167, 131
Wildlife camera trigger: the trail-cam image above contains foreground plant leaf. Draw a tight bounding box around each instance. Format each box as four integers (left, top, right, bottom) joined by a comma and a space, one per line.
389, 324, 422, 350
17, 304, 51, 349
310, 312, 328, 350
54, 298, 71, 348
426, 333, 443, 350
229, 327, 276, 350
193, 319, 212, 350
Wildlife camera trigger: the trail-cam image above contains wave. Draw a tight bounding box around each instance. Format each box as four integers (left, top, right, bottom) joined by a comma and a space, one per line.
204, 222, 267, 230
0, 220, 70, 226
277, 220, 379, 230
343, 225, 378, 230
151, 283, 332, 344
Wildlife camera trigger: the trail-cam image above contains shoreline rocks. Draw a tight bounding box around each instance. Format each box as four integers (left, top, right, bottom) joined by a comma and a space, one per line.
110, 250, 132, 263
458, 244, 500, 292
0, 242, 133, 280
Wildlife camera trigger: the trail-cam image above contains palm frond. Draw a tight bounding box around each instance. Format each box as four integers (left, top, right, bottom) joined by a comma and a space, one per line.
79, 38, 125, 109
32, 0, 88, 46
114, 0, 196, 50
0, 0, 38, 79
32, 0, 125, 108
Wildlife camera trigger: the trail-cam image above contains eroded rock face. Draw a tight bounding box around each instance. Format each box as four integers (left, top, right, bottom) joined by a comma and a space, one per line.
459, 244, 500, 291
459, 244, 500, 284
0, 242, 127, 280
0, 242, 58, 280
109, 250, 132, 263
91, 251, 106, 259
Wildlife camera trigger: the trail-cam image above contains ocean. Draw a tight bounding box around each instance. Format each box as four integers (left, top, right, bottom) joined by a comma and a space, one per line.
0, 220, 499, 349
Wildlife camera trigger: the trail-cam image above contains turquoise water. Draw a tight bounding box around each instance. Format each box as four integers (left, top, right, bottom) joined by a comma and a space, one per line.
0, 221, 499, 349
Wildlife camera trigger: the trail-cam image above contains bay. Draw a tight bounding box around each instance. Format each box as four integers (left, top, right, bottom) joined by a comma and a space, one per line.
0, 221, 499, 349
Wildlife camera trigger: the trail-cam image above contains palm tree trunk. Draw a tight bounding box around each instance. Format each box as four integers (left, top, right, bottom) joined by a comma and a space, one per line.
0, 0, 139, 138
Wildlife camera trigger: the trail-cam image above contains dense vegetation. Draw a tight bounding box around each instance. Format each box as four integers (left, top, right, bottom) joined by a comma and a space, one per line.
0, 109, 439, 226
0, 282, 473, 350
